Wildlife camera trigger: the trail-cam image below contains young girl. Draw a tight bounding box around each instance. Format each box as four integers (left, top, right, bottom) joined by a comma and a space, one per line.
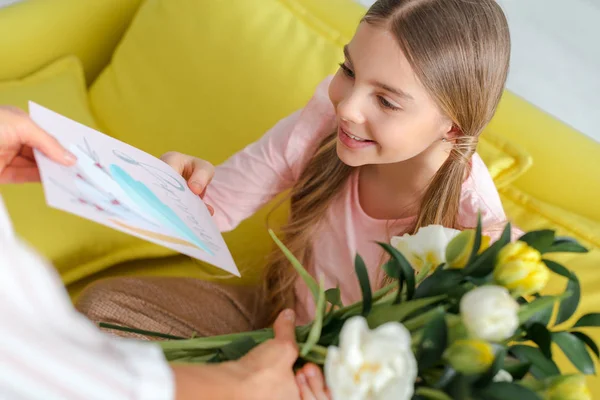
77, 0, 513, 395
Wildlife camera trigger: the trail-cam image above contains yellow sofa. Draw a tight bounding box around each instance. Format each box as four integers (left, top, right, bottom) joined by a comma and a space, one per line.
1, 0, 599, 394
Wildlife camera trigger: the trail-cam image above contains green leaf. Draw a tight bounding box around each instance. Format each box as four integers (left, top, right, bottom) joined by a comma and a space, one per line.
475, 347, 507, 388
556, 274, 580, 325
476, 382, 542, 400
467, 213, 483, 265
509, 345, 560, 379
355, 254, 372, 316
526, 296, 555, 327
552, 331, 596, 375
519, 229, 555, 253
503, 360, 532, 380
367, 295, 446, 329
383, 259, 400, 278
99, 322, 186, 340
546, 237, 588, 254
543, 259, 572, 280
220, 337, 257, 361
383, 259, 404, 304
417, 314, 448, 370
571, 331, 600, 360
573, 313, 600, 328
446, 374, 472, 399
433, 367, 457, 389
301, 280, 326, 357
325, 287, 343, 308
414, 269, 464, 299
527, 323, 553, 359
269, 229, 319, 300
378, 242, 416, 300
519, 295, 559, 324
462, 222, 511, 278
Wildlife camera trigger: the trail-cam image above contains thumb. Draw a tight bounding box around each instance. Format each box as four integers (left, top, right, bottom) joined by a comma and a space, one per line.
20, 121, 76, 166
273, 309, 298, 344
241, 310, 298, 368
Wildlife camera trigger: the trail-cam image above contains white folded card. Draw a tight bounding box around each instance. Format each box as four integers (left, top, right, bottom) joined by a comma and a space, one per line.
29, 102, 239, 276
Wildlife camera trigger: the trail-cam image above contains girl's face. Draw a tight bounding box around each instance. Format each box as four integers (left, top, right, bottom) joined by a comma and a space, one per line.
329, 22, 453, 168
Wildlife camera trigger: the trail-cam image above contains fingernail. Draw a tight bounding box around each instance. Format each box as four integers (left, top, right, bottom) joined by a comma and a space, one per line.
64, 151, 77, 163
305, 367, 316, 377
297, 373, 307, 385
190, 181, 202, 191
282, 309, 295, 322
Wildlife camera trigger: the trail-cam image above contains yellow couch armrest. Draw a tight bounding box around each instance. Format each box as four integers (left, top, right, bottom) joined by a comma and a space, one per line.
490, 91, 600, 223
0, 0, 143, 85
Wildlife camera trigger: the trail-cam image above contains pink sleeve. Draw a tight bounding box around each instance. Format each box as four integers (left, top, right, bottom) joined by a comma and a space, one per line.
204, 77, 336, 232
459, 153, 524, 242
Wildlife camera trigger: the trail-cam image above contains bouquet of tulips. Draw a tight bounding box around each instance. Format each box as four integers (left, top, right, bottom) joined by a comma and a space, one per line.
108, 218, 597, 400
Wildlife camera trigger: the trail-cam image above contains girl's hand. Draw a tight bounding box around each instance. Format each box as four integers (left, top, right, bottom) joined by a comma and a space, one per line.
160, 151, 215, 215
296, 363, 332, 400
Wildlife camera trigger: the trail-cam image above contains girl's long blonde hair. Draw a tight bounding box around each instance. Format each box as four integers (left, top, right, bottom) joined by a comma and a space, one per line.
263, 0, 511, 322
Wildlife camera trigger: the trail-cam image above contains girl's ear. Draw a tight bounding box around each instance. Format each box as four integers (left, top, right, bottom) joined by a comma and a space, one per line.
445, 123, 462, 141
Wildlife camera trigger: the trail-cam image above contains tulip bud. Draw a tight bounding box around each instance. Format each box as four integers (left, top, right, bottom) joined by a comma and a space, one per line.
444, 339, 494, 375
460, 285, 519, 342
544, 375, 591, 400
493, 369, 513, 383
493, 241, 550, 296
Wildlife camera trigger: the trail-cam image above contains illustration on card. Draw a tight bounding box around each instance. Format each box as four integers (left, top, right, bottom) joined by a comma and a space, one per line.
48, 138, 214, 254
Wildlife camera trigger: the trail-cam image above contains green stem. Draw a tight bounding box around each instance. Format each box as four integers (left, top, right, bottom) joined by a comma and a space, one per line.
403, 306, 446, 331
416, 262, 435, 285
303, 343, 328, 358
415, 387, 453, 400
159, 329, 275, 351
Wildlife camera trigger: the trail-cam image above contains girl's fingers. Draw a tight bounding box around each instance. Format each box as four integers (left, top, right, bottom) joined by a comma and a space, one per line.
303, 364, 330, 400
188, 158, 214, 195
296, 372, 317, 400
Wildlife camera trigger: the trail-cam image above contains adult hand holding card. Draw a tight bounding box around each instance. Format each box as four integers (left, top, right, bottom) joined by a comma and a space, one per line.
29, 102, 239, 276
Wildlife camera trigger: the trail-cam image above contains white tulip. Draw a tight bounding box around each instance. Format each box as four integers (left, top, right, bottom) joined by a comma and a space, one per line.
391, 225, 461, 271
460, 285, 520, 342
325, 316, 417, 400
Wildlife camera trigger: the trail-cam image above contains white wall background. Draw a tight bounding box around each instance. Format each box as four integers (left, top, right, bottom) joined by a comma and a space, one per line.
2, 0, 598, 142
0, 0, 20, 7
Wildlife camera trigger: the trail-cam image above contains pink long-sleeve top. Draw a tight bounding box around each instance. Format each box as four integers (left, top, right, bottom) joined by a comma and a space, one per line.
204, 77, 513, 324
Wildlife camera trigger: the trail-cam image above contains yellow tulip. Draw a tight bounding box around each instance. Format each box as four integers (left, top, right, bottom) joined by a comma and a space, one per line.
443, 339, 494, 375
446, 230, 491, 269
493, 241, 550, 296
545, 375, 591, 400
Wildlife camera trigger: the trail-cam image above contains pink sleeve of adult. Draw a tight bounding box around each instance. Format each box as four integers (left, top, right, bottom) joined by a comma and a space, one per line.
204, 77, 336, 232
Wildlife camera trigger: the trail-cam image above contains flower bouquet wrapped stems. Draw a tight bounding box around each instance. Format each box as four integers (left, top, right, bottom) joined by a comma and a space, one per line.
105, 216, 598, 400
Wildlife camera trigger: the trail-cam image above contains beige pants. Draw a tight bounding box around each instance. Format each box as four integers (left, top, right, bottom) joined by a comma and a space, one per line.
75, 277, 272, 340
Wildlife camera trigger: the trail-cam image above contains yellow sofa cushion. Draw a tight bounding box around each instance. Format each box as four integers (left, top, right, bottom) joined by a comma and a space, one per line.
0, 56, 97, 128
0, 56, 180, 287
0, 0, 143, 83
